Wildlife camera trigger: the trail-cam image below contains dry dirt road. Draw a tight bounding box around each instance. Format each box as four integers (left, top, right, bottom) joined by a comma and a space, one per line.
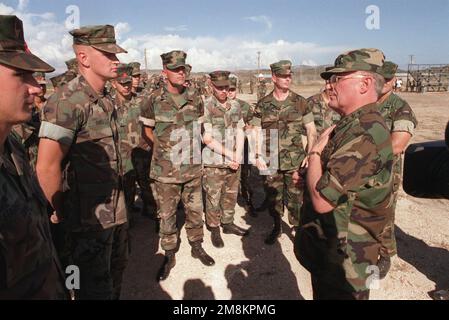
121, 86, 449, 300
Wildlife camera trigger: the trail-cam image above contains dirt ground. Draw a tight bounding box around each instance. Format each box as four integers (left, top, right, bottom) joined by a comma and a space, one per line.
121, 85, 449, 300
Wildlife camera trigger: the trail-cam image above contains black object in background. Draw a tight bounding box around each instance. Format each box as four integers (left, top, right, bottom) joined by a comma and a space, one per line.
403, 140, 449, 199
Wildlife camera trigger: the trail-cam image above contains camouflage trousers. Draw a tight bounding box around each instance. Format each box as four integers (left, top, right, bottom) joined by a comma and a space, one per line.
379, 165, 402, 258
264, 170, 304, 227
71, 223, 129, 300
153, 177, 204, 251
379, 190, 399, 257
203, 167, 240, 228
295, 220, 375, 300
132, 148, 156, 216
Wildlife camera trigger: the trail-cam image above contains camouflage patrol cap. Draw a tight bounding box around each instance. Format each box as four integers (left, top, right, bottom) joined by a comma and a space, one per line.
116, 64, 133, 84
209, 70, 231, 86
50, 71, 77, 89
161, 50, 187, 70
270, 60, 293, 76
70, 25, 127, 54
33, 72, 47, 85
321, 48, 385, 80
379, 61, 398, 80
0, 15, 54, 72
229, 76, 238, 89
65, 58, 78, 72
128, 62, 141, 76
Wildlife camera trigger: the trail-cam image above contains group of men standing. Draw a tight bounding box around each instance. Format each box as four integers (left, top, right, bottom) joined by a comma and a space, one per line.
1, 15, 418, 301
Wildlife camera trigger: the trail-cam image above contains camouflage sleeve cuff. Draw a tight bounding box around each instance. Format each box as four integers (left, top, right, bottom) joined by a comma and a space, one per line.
392, 120, 415, 135
139, 116, 155, 127
38, 121, 75, 146
237, 118, 245, 129
303, 112, 314, 125
250, 117, 262, 127
316, 171, 344, 207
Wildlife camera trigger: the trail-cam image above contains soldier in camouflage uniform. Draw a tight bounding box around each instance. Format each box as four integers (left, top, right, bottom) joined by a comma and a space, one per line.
249, 77, 254, 95
307, 88, 341, 135
129, 62, 144, 95
111, 64, 142, 220
140, 50, 215, 282
0, 14, 67, 300
202, 71, 249, 248
376, 61, 418, 279
295, 48, 394, 300
257, 77, 267, 101
228, 76, 265, 216
49, 59, 78, 93
250, 60, 317, 245
37, 25, 129, 300
11, 72, 48, 170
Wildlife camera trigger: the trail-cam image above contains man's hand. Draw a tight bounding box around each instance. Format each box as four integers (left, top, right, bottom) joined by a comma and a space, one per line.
311, 125, 336, 154
229, 161, 240, 171
256, 157, 268, 171
50, 211, 62, 224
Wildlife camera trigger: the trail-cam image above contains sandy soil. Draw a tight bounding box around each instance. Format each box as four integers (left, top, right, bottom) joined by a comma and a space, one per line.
121, 86, 449, 300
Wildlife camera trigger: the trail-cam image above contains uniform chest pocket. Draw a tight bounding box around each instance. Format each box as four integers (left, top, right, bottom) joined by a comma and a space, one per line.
182, 107, 198, 123
212, 117, 225, 126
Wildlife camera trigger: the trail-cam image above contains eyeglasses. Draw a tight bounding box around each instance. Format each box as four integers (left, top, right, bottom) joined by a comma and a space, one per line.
328, 74, 372, 84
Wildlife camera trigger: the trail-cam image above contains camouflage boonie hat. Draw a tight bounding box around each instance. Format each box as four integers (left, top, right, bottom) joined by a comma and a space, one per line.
270, 60, 293, 76
161, 50, 187, 70
116, 64, 133, 84
70, 25, 127, 54
0, 15, 54, 72
229, 76, 238, 89
209, 70, 231, 86
65, 58, 77, 72
379, 61, 398, 80
321, 48, 385, 80
128, 62, 141, 76
33, 72, 47, 85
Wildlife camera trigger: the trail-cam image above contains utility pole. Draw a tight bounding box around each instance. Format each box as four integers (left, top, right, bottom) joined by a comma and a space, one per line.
409, 54, 415, 65
257, 51, 261, 76
144, 48, 148, 71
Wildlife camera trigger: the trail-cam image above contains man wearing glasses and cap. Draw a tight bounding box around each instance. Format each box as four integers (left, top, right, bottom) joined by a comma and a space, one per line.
37, 25, 129, 300
141, 50, 215, 282
295, 48, 394, 300
0, 15, 67, 299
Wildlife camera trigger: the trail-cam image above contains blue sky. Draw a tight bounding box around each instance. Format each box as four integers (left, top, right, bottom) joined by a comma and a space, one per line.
1, 0, 448, 72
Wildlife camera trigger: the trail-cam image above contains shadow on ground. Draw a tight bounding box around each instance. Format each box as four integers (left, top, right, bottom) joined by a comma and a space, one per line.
396, 226, 449, 293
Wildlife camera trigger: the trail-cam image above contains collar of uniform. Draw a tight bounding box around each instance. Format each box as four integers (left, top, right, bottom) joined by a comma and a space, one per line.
162, 85, 190, 109
211, 95, 232, 113
270, 90, 294, 108
78, 75, 103, 103
338, 103, 379, 129
377, 90, 393, 106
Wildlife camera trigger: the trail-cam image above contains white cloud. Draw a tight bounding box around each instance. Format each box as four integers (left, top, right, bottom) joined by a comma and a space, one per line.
1, 2, 347, 73
244, 15, 273, 31
164, 25, 188, 32
119, 34, 346, 72
0, 3, 15, 14
115, 22, 131, 40
301, 59, 318, 66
